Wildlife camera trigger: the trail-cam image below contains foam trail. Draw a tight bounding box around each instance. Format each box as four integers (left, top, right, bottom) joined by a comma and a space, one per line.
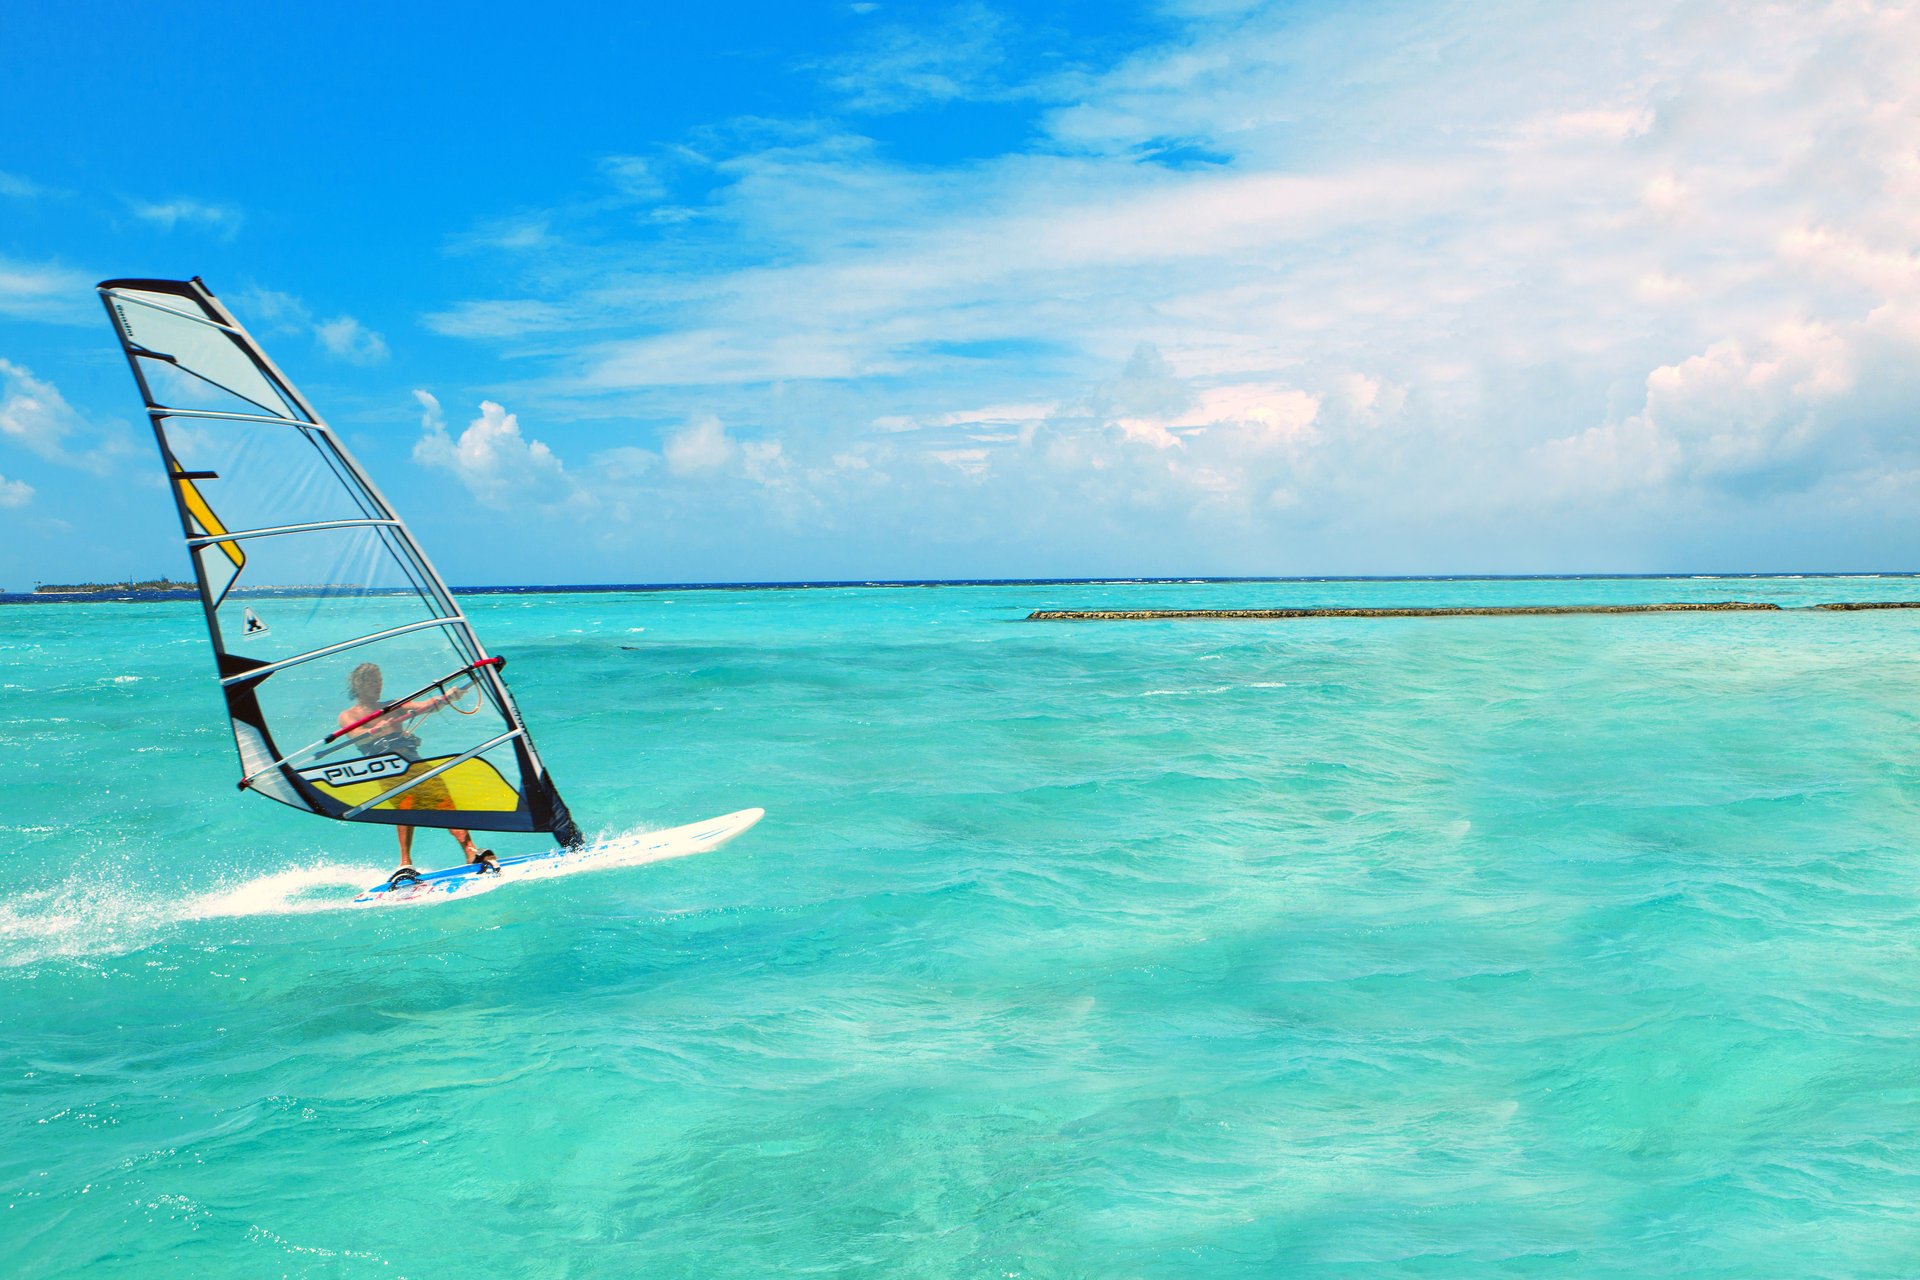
3, 813, 763, 950
186, 863, 383, 919
0, 862, 382, 967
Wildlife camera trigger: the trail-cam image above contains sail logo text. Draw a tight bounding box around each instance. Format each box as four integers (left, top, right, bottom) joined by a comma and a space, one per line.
298, 754, 412, 788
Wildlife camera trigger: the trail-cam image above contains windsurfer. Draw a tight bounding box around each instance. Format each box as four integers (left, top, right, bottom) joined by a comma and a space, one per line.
341, 661, 499, 884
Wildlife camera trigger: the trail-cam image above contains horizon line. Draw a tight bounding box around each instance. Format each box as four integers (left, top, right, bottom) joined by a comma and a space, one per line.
7, 569, 1920, 602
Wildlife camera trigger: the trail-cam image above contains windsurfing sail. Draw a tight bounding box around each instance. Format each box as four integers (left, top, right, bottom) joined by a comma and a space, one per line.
97, 277, 583, 846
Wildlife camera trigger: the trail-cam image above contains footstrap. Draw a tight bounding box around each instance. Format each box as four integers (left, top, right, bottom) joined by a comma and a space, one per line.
385, 865, 424, 889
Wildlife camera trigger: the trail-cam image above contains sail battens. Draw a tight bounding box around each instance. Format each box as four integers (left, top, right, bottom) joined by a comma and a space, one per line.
150, 407, 317, 428
219, 616, 468, 685
340, 728, 526, 818
101, 276, 584, 846
189, 517, 402, 547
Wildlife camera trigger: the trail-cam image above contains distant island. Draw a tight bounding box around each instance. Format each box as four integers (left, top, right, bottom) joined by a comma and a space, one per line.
23, 579, 367, 598
33, 578, 194, 595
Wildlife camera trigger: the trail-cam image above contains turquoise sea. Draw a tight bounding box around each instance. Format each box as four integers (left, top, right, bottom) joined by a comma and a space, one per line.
6, 576, 1920, 1277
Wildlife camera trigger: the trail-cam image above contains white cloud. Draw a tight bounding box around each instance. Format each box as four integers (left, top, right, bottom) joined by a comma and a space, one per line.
420, 299, 573, 340
663, 415, 737, 475
413, 389, 445, 433
741, 438, 788, 484
0, 257, 94, 325
1514, 106, 1654, 145
0, 359, 78, 463
1058, 343, 1324, 451
406, 392, 803, 535
930, 447, 989, 475
238, 288, 312, 334
0, 359, 134, 475
314, 315, 390, 365
601, 155, 667, 201
448, 215, 555, 253
1641, 172, 1690, 219
128, 198, 243, 237
233, 288, 389, 365
590, 445, 659, 481
0, 474, 32, 507
1175, 384, 1321, 441
412, 392, 574, 507
1533, 414, 1681, 498
1533, 303, 1903, 509
0, 171, 39, 199
818, 3, 1015, 113
1336, 373, 1403, 424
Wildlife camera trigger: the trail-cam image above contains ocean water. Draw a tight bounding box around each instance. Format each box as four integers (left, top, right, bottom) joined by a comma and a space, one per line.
6, 576, 1920, 1277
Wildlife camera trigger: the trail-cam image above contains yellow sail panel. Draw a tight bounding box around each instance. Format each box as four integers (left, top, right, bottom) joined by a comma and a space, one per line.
170, 461, 245, 606
306, 754, 523, 815
171, 463, 242, 565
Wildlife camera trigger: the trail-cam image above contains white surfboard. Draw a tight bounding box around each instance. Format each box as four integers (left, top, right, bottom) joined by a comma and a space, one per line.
351, 807, 764, 907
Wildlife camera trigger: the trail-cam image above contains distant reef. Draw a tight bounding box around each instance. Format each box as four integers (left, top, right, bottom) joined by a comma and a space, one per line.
1027, 601, 1920, 621
33, 578, 193, 595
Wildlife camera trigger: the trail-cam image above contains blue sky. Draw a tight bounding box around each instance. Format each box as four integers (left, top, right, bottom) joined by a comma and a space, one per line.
3, 0, 1917, 586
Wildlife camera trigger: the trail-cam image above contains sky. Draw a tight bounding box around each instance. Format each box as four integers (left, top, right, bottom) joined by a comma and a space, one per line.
2, 0, 1918, 585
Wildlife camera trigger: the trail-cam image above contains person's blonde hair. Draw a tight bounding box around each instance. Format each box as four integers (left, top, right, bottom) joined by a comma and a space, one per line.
347, 662, 383, 705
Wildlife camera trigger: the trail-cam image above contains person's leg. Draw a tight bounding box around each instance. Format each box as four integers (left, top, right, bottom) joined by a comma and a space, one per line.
453, 828, 499, 870
383, 826, 424, 888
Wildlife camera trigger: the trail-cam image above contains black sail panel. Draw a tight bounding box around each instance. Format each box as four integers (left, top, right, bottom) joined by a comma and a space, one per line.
99, 277, 583, 846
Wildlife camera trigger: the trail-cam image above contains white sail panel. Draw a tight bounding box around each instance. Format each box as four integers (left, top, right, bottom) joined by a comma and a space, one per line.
158, 414, 382, 532
107, 291, 300, 418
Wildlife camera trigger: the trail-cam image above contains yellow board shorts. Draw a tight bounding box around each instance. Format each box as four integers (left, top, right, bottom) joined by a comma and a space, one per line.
393, 759, 455, 813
